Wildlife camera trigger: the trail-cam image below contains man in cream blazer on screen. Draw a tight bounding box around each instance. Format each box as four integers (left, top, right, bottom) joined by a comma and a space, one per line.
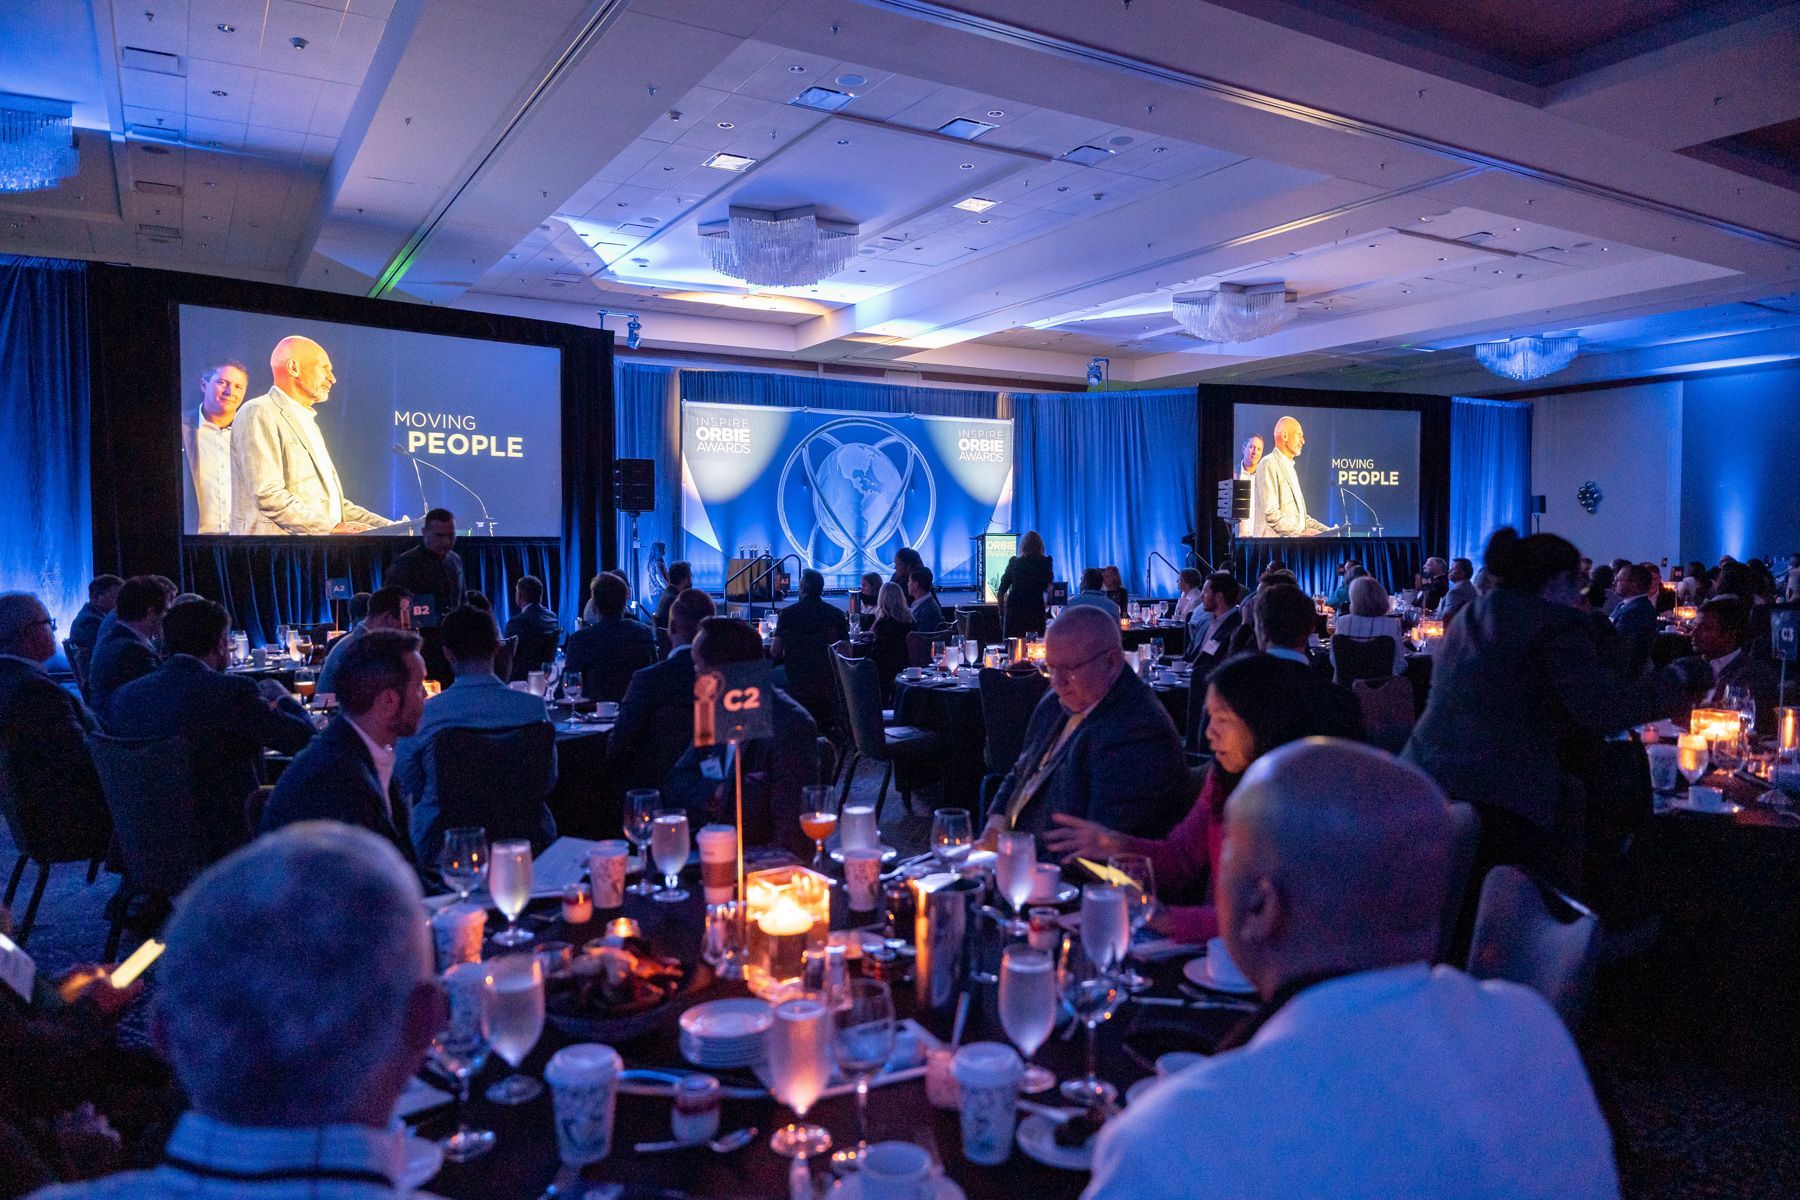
230, 335, 396, 535
1250, 415, 1330, 537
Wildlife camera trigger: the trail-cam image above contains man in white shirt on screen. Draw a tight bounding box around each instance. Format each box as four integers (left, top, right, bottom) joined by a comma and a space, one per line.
1249, 415, 1329, 537
180, 360, 247, 534
1236, 434, 1263, 537
229, 335, 396, 535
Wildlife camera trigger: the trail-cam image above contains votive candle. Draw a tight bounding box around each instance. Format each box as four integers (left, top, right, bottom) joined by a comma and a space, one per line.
1677, 733, 1708, 777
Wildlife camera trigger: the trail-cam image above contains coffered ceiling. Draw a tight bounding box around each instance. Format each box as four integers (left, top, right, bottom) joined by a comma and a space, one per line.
4, 0, 1800, 394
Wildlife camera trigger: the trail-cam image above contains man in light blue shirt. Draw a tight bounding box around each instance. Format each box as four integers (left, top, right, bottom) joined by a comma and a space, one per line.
1062, 567, 1121, 620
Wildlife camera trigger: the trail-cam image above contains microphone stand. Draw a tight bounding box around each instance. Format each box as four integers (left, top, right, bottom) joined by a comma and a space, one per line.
1145, 550, 1182, 595
392, 446, 499, 535
1337, 487, 1384, 538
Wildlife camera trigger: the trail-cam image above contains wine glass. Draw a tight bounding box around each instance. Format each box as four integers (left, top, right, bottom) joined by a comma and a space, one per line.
432, 962, 496, 1161
488, 839, 534, 946
562, 670, 584, 707
651, 810, 691, 902
623, 789, 661, 896
1079, 883, 1130, 975
1058, 937, 1122, 1105
440, 825, 488, 902
767, 996, 834, 1159
1107, 855, 1156, 994
1678, 735, 1711, 789
828, 979, 896, 1173
798, 786, 837, 871
995, 832, 1037, 936
481, 953, 545, 1104
999, 944, 1058, 1095
931, 808, 972, 868
962, 639, 980, 668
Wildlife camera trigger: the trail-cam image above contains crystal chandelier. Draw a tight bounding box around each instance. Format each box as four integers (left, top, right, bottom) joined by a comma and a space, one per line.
1473, 335, 1579, 382
0, 94, 78, 194
1172, 281, 1295, 343
699, 206, 857, 288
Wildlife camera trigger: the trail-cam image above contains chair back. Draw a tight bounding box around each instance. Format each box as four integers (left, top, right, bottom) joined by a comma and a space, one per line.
426, 723, 559, 862
1436, 802, 1481, 964
0, 730, 111, 865
1466, 864, 1601, 1029
510, 627, 562, 682
780, 628, 839, 706
492, 635, 520, 684
1332, 635, 1396, 687
87, 733, 207, 901
977, 667, 1049, 775
833, 652, 891, 760
904, 631, 939, 669
1352, 675, 1416, 753
958, 606, 1003, 649
62, 639, 89, 689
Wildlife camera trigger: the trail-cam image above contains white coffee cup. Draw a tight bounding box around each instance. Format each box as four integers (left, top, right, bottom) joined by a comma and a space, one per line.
544, 1043, 622, 1166
904, 666, 924, 681
696, 825, 737, 904
594, 701, 620, 721
1204, 936, 1251, 990
841, 804, 879, 852
843, 849, 883, 912
428, 904, 485, 972
587, 840, 630, 909
862, 1141, 937, 1200
952, 1042, 1022, 1165
1688, 784, 1727, 812
1646, 743, 1680, 793
1027, 862, 1061, 904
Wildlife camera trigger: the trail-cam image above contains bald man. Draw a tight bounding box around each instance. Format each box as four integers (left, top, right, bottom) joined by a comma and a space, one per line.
228, 335, 395, 534
1086, 740, 1618, 1200
1248, 416, 1329, 537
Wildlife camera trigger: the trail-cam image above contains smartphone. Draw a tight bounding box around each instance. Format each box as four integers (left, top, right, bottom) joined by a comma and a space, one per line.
110, 939, 165, 989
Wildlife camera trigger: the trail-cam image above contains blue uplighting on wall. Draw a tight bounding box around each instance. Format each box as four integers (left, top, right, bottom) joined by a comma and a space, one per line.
1680, 364, 1800, 562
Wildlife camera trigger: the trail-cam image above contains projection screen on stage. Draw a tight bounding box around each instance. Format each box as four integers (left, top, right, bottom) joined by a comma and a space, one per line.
679, 402, 1015, 591
1231, 402, 1421, 538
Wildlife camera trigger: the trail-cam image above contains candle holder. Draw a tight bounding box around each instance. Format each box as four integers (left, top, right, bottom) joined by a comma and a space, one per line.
1414, 618, 1445, 643
1690, 708, 1742, 745
744, 866, 831, 999
1778, 706, 1799, 758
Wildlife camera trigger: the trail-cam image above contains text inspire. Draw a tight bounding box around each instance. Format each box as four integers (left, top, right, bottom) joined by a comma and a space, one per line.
396, 411, 523, 458
1331, 457, 1399, 486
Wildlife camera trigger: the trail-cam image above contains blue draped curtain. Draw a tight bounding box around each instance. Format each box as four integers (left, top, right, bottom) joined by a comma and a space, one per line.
0, 256, 91, 635
1008, 388, 1199, 596
678, 369, 1002, 419
1449, 397, 1532, 562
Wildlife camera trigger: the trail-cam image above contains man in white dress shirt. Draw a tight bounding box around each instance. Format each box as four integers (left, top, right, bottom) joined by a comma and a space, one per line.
1086, 739, 1619, 1200
229, 335, 395, 535
180, 360, 247, 534
1249, 416, 1329, 537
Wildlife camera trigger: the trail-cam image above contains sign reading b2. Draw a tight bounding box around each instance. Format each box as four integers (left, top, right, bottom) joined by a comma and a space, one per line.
693, 660, 775, 747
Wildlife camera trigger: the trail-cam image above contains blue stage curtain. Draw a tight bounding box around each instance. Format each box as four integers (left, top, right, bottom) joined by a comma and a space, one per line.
1008, 388, 1199, 596
0, 256, 91, 635
613, 363, 682, 608
1449, 397, 1532, 562
678, 368, 1001, 419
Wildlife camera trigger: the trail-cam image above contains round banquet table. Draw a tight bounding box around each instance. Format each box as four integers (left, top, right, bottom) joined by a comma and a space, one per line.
891, 674, 988, 811
1120, 624, 1186, 656
549, 715, 614, 838
420, 874, 1248, 1200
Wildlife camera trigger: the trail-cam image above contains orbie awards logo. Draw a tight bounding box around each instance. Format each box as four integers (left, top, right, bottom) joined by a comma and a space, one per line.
777, 417, 936, 574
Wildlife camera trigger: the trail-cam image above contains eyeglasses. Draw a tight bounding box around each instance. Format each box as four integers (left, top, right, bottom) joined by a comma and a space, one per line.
32, 616, 56, 632
1044, 646, 1112, 677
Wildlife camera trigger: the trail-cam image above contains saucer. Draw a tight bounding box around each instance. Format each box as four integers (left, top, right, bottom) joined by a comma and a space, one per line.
1181, 954, 1257, 996
400, 1135, 444, 1190
827, 1171, 965, 1200
1015, 1113, 1092, 1171
829, 841, 899, 864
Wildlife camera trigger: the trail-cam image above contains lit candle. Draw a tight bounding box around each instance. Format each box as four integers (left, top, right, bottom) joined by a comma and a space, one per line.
1778, 706, 1799, 755
605, 916, 641, 942
1690, 708, 1741, 744
757, 894, 814, 985
561, 883, 593, 925
1678, 733, 1708, 778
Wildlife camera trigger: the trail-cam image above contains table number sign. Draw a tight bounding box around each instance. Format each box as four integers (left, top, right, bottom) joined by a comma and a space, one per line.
694, 660, 775, 748
1771, 605, 1798, 663
406, 596, 438, 629
326, 577, 353, 601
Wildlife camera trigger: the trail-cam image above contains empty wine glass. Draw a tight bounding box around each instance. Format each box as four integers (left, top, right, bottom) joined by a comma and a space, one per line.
488, 839, 534, 947
829, 979, 896, 1173
432, 962, 496, 1161
768, 996, 834, 1159
1107, 855, 1156, 993
1058, 937, 1122, 1105
651, 810, 691, 902
562, 670, 584, 706
623, 788, 661, 896
931, 808, 972, 868
440, 825, 488, 902
999, 944, 1058, 1094
481, 953, 545, 1104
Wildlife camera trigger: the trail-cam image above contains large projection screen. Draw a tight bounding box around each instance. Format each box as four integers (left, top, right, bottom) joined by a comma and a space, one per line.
1231, 401, 1421, 538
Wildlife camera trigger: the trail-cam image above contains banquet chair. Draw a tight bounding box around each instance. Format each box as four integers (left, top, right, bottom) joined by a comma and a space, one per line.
492, 634, 520, 685
832, 652, 944, 814
1435, 802, 1482, 964
423, 723, 559, 865
510, 627, 562, 683
957, 606, 1003, 649
904, 631, 939, 669
1352, 676, 1416, 754
62, 638, 90, 691
1466, 864, 1602, 1029
87, 733, 207, 960
1332, 635, 1396, 688
1, 742, 111, 946
977, 666, 1049, 779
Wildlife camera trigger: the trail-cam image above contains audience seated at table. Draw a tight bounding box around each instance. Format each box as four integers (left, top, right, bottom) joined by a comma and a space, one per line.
1419, 555, 1450, 612
891, 546, 924, 594
1324, 560, 1364, 612
1230, 566, 1296, 644
397, 605, 557, 864
995, 530, 1054, 638
1690, 595, 1783, 731
1246, 583, 1333, 679
1171, 567, 1205, 626
1438, 557, 1477, 621
87, 577, 169, 722
610, 588, 716, 795
259, 630, 426, 868
65, 576, 120, 664
0, 593, 111, 863
24, 822, 444, 1200
1064, 568, 1121, 620
564, 573, 656, 704
1610, 562, 1659, 675
770, 569, 850, 719
852, 571, 883, 631
981, 605, 1188, 846
105, 598, 316, 863
666, 617, 820, 857
1182, 572, 1243, 675
503, 574, 563, 682
1047, 653, 1364, 945
1405, 528, 1711, 891
648, 560, 691, 649
1331, 576, 1406, 676
1085, 739, 1619, 1200
906, 567, 947, 633
328, 593, 369, 652
1100, 565, 1130, 613
867, 583, 915, 703
316, 584, 409, 698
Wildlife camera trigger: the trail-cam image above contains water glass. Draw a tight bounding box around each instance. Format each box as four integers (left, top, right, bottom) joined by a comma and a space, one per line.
829, 979, 896, 1172
481, 953, 545, 1104
931, 808, 973, 868
432, 962, 496, 1161
840, 803, 879, 853
1107, 854, 1156, 993
995, 832, 1036, 934
651, 811, 691, 902
1079, 883, 1130, 974
488, 840, 534, 947
563, 670, 584, 705
440, 825, 488, 901
623, 789, 661, 896
1057, 938, 1122, 1105
768, 996, 834, 1159
998, 944, 1058, 1094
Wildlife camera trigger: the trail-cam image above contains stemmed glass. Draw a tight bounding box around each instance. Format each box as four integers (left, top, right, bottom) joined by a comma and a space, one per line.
488, 839, 534, 947
623, 789, 661, 896
931, 808, 973, 868
1107, 855, 1157, 993
829, 979, 896, 1173
1079, 883, 1130, 976
995, 832, 1037, 937
961, 640, 980, 668
1058, 937, 1122, 1105
767, 995, 834, 1159
799, 785, 837, 871
651, 810, 691, 903
1678, 735, 1711, 789
432, 962, 496, 1161
562, 670, 584, 708
999, 944, 1058, 1094
440, 826, 488, 902
481, 953, 545, 1104
1726, 684, 1757, 754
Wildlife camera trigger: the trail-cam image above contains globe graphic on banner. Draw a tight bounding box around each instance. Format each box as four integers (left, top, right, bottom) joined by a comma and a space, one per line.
778, 417, 936, 575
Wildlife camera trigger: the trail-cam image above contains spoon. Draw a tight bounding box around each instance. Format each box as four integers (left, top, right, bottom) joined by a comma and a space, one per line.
633, 1126, 758, 1155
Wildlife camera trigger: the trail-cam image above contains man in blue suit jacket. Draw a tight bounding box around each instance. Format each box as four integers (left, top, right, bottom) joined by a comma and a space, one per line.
0, 592, 111, 861
564, 572, 657, 703
610, 588, 716, 795
981, 605, 1188, 846
260, 629, 426, 869
89, 576, 169, 722
1610, 563, 1659, 676
67, 574, 122, 661
907, 567, 948, 632
109, 598, 317, 862
504, 573, 564, 681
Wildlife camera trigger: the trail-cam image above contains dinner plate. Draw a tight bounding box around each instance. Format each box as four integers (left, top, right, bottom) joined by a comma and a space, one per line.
827, 1172, 965, 1200
1015, 1113, 1093, 1171
1181, 954, 1257, 997
399, 1134, 443, 1190
680, 997, 773, 1040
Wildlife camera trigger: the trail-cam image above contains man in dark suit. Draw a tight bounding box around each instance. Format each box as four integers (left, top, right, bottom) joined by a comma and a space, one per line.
67, 575, 122, 661
1691, 595, 1784, 732
317, 585, 409, 697
771, 569, 851, 720
610, 588, 717, 794
107, 597, 317, 862
564, 573, 657, 703
908, 567, 948, 632
1420, 556, 1450, 612
980, 605, 1188, 846
504, 574, 563, 681
1183, 572, 1243, 674
385, 508, 466, 686
88, 575, 169, 723
259, 629, 426, 868
0, 592, 111, 861
1610, 563, 1659, 676
650, 561, 692, 653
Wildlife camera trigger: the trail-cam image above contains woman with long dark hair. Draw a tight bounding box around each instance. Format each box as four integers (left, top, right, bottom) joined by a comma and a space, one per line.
995, 530, 1054, 638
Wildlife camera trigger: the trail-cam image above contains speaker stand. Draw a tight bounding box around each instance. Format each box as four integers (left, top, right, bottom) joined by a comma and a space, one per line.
625, 510, 644, 617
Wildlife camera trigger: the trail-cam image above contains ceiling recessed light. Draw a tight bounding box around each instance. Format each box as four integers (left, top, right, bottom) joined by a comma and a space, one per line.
953, 196, 997, 213
215, 22, 235, 32
717, 121, 733, 129
836, 138, 849, 145
1150, 146, 1166, 154
289, 36, 307, 49
837, 74, 866, 87
704, 151, 757, 171
662, 165, 674, 171
642, 217, 659, 224
959, 162, 974, 170
986, 109, 1004, 117
1108, 135, 1134, 147
788, 64, 807, 73
211, 89, 228, 97
790, 86, 853, 112
977, 219, 990, 224
937, 117, 997, 140
1060, 144, 1113, 166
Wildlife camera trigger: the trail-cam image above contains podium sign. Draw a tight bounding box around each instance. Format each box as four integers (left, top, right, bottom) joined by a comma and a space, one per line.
973, 532, 1017, 603
694, 659, 775, 748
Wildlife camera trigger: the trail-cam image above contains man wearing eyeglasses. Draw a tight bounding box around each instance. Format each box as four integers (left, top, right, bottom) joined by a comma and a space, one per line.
980, 604, 1188, 848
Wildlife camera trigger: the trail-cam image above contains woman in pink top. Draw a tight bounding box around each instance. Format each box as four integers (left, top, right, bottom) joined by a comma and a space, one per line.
1045, 653, 1364, 943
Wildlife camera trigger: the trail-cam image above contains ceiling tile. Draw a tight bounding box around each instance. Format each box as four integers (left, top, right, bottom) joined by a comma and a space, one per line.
309, 81, 359, 136
318, 11, 385, 86
186, 0, 265, 66
115, 0, 191, 58
121, 67, 189, 112
250, 71, 322, 132
185, 58, 258, 122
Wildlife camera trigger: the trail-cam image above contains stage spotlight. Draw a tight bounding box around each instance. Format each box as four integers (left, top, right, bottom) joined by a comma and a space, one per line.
626, 314, 642, 349
1086, 356, 1109, 389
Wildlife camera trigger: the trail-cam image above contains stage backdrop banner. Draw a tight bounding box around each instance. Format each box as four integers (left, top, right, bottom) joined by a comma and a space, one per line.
680, 401, 1013, 591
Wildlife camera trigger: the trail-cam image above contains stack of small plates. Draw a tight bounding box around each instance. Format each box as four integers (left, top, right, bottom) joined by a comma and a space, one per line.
678, 998, 773, 1069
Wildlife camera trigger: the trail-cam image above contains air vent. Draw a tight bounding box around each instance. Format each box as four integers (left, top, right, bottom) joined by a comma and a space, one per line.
789, 86, 854, 112
137, 223, 181, 238
936, 118, 996, 140
121, 46, 184, 75
134, 180, 183, 196
1060, 145, 1113, 166
128, 124, 182, 142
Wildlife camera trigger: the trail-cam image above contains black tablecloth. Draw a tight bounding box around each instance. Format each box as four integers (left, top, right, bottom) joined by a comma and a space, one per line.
550, 719, 613, 839
892, 677, 988, 811
1121, 624, 1186, 656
